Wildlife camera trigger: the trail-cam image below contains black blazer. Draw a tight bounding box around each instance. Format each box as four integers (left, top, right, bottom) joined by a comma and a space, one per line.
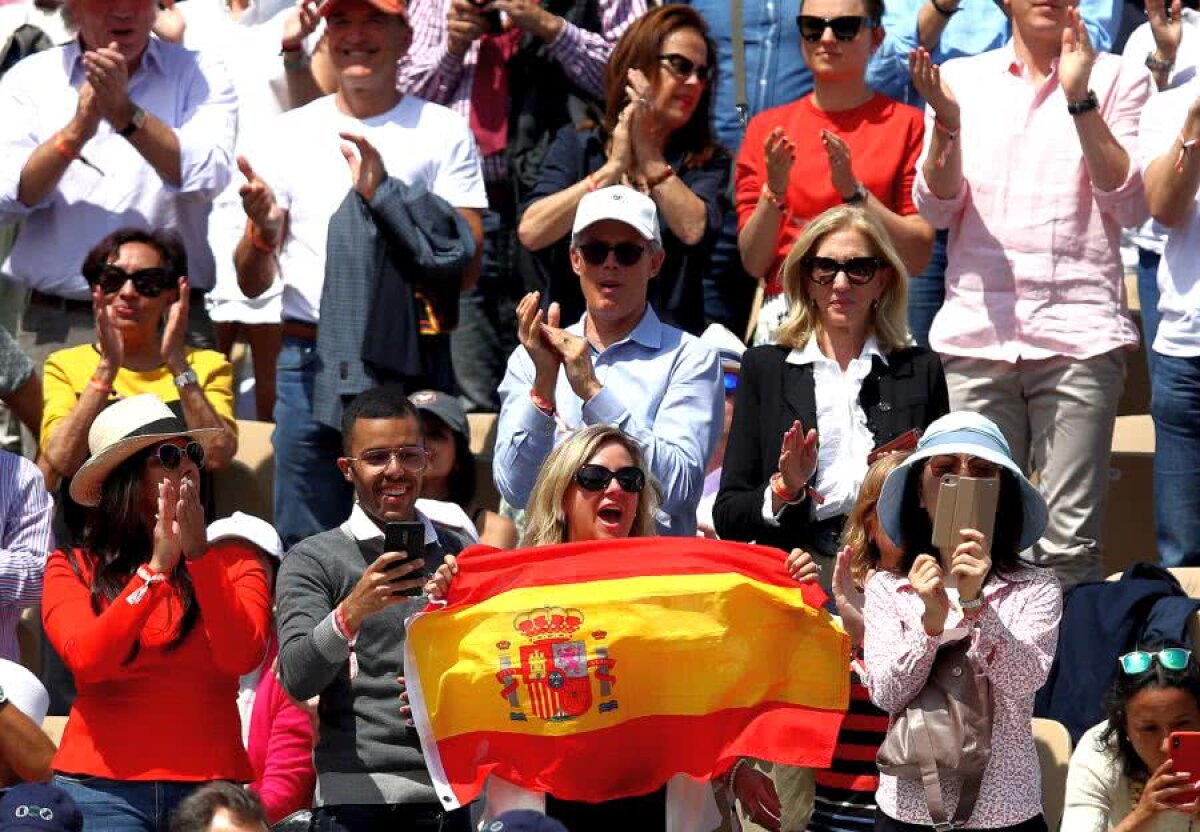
713, 343, 950, 550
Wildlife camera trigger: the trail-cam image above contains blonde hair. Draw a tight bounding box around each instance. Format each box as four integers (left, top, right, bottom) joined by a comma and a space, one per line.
775, 205, 911, 353
841, 450, 912, 587
521, 425, 661, 547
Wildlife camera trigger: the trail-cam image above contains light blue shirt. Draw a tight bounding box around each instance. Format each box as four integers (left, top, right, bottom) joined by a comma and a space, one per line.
494, 305, 723, 537
867, 0, 1123, 105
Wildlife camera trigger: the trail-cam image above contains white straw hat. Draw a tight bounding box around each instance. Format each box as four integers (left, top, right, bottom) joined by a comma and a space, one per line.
69, 393, 219, 507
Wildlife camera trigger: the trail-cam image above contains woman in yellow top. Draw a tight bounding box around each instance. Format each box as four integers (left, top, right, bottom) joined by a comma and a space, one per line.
40, 229, 238, 491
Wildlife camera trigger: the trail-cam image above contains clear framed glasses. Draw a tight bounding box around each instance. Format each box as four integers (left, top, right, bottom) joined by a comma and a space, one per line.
345, 446, 431, 472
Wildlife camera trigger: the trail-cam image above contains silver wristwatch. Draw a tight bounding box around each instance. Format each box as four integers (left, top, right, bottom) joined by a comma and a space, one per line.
173, 369, 199, 389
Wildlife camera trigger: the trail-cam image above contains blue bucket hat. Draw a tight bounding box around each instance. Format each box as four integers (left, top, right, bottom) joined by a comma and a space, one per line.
485, 811, 569, 832
875, 411, 1048, 552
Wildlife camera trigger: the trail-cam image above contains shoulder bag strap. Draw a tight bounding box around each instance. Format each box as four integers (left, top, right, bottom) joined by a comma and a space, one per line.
730, 0, 748, 133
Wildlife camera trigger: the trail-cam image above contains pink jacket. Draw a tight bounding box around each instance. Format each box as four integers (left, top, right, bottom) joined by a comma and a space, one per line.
247, 637, 316, 824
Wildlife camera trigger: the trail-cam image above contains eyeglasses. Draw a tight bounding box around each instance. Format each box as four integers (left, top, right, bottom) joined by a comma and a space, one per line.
90, 265, 175, 297
658, 53, 711, 83
151, 441, 205, 470
927, 454, 1002, 480
796, 14, 876, 42
574, 464, 646, 494
723, 369, 740, 394
802, 255, 884, 285
345, 446, 431, 472
1119, 648, 1193, 674
577, 241, 648, 267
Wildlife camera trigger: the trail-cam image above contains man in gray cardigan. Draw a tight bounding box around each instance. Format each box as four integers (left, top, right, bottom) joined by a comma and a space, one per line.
275, 385, 469, 831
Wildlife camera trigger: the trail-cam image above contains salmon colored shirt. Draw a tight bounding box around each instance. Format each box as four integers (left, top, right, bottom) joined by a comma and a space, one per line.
913, 45, 1149, 362
735, 93, 925, 293
42, 541, 270, 781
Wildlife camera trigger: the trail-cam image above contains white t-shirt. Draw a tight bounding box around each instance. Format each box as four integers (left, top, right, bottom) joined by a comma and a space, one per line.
1138, 76, 1200, 357
250, 94, 488, 323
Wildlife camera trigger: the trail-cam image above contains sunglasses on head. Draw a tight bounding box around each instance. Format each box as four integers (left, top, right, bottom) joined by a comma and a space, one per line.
577, 241, 648, 267
658, 53, 711, 83
574, 464, 646, 494
90, 265, 175, 297
345, 446, 431, 472
796, 14, 875, 42
802, 255, 884, 285
152, 441, 205, 470
1119, 648, 1193, 675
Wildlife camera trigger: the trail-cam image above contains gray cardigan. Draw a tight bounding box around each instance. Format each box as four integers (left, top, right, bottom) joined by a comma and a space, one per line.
275, 520, 465, 807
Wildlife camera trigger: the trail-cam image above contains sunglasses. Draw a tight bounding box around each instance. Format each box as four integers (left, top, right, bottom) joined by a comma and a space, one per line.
574, 464, 646, 494
90, 265, 175, 297
1119, 648, 1193, 674
577, 241, 648, 267
152, 441, 205, 470
802, 255, 884, 285
345, 446, 431, 472
796, 14, 875, 42
658, 53, 711, 83
927, 454, 1002, 480
723, 369, 740, 394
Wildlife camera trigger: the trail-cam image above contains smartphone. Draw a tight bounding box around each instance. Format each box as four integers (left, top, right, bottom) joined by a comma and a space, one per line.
1170, 732, 1200, 803
384, 521, 426, 597
867, 428, 922, 465
930, 475, 999, 567
470, 0, 502, 32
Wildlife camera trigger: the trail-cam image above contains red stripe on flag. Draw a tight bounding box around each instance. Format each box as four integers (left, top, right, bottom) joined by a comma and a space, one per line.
434, 702, 845, 805
432, 538, 829, 613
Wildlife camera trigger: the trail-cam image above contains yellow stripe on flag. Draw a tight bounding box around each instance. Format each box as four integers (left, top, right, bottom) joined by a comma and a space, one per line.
409, 572, 849, 738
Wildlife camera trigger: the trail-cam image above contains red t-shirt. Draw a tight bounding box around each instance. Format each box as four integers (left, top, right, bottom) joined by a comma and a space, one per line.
735, 93, 925, 293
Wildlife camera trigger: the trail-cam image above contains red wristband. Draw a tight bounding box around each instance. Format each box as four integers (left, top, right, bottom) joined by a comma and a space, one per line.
89, 375, 113, 395
530, 389, 555, 415
770, 472, 801, 504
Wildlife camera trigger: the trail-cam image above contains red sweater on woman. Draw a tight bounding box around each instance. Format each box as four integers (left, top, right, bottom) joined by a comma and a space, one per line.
42, 541, 271, 781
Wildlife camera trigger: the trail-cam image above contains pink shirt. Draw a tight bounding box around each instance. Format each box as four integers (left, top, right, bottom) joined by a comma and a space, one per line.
863, 565, 1062, 828
247, 638, 315, 825
913, 45, 1149, 362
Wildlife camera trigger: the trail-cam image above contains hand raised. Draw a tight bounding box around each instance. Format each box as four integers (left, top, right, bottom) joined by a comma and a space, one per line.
68, 82, 102, 145
832, 544, 868, 644
339, 132, 386, 202
1059, 7, 1096, 102
82, 43, 133, 128
92, 285, 124, 369
908, 553, 949, 635
777, 419, 818, 496
764, 127, 796, 197
150, 478, 184, 574
820, 129, 859, 201
538, 321, 601, 401
949, 528, 990, 602
516, 291, 563, 389
1146, 0, 1183, 66
176, 475, 208, 559
908, 48, 960, 131
160, 277, 189, 370
446, 0, 489, 57
237, 156, 285, 234
282, 0, 322, 52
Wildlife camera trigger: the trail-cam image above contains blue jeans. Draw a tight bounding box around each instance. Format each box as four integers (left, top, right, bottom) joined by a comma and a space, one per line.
54, 775, 203, 832
1137, 247, 1162, 381
273, 335, 354, 549
906, 229, 948, 349
1152, 352, 1200, 567
311, 803, 471, 832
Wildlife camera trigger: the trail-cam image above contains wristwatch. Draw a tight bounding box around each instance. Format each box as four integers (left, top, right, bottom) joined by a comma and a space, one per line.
117, 106, 147, 138
1066, 90, 1099, 117
843, 182, 869, 205
1145, 52, 1175, 73
960, 595, 985, 613
173, 369, 199, 389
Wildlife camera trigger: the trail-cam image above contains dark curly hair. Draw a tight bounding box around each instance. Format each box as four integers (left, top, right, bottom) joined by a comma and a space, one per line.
1100, 641, 1200, 784
80, 227, 189, 286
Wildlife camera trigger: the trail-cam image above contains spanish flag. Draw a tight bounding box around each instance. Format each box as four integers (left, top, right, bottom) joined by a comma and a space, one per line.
404, 536, 850, 808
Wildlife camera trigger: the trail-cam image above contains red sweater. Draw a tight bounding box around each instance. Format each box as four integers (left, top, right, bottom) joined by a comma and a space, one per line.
735, 93, 925, 293
42, 541, 271, 781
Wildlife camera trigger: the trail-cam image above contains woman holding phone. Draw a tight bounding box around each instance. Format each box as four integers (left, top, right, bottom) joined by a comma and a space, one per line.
1063, 642, 1200, 831
863, 410, 1061, 832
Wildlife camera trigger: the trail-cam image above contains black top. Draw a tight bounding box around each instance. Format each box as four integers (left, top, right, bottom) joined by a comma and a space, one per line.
714, 343, 950, 551
519, 125, 731, 335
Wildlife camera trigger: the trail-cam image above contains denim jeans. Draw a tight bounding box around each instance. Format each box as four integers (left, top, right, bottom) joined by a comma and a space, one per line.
906, 229, 948, 349
1137, 247, 1162, 381
311, 803, 471, 832
273, 335, 354, 549
54, 775, 203, 832
1151, 352, 1200, 567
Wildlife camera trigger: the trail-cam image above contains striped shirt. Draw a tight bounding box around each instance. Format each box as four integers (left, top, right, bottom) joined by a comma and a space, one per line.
809, 672, 888, 832
0, 451, 52, 662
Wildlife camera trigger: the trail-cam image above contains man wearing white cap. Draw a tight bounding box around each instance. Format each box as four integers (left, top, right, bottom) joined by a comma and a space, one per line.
0, 658, 55, 788
494, 185, 723, 536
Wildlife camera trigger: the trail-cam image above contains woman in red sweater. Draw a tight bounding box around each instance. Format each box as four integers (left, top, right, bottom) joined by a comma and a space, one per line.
41, 394, 271, 832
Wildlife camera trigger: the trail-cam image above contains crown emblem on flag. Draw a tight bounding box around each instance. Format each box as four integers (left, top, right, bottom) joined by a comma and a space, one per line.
513, 606, 584, 641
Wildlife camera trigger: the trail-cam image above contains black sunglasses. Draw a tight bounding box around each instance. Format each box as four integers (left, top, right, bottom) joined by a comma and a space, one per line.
574, 464, 646, 494
152, 441, 205, 470
802, 255, 884, 285
91, 265, 175, 297
796, 14, 875, 42
577, 241, 648, 267
658, 53, 711, 83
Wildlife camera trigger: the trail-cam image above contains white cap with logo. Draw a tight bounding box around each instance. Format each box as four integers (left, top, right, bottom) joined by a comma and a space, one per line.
571, 185, 662, 246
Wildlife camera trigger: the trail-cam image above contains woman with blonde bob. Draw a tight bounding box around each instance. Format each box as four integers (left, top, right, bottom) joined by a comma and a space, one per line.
715, 205, 948, 591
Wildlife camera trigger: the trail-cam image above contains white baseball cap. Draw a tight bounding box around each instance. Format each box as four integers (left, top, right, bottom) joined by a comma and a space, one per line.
0, 659, 49, 725
207, 511, 285, 560
571, 185, 662, 246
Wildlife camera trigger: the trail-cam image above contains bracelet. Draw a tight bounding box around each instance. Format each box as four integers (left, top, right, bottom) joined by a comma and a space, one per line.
933, 118, 958, 169
930, 0, 959, 15
529, 389, 555, 416
279, 41, 302, 53
1177, 131, 1200, 173
89, 375, 113, 395
52, 131, 79, 161
333, 604, 360, 680
586, 171, 602, 192
1146, 51, 1175, 73
770, 472, 804, 505
645, 163, 675, 190
727, 758, 748, 792
760, 183, 788, 215
245, 218, 278, 254
127, 564, 167, 606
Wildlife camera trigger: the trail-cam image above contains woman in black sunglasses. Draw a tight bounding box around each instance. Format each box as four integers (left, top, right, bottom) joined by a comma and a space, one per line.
1064, 641, 1200, 831
39, 228, 237, 511
735, 0, 933, 344
41, 394, 271, 832
517, 4, 729, 336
